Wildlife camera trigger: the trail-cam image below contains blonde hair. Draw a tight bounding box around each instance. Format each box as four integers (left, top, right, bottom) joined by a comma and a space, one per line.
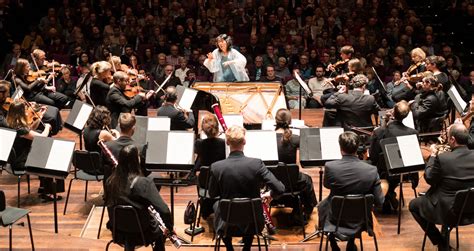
411, 47, 426, 61
225, 126, 246, 148
201, 114, 219, 138
91, 61, 112, 78
32, 49, 45, 59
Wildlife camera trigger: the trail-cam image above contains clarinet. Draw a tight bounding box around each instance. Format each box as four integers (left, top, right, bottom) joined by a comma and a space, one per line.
97, 140, 118, 167
261, 191, 277, 235
148, 205, 182, 249
211, 103, 228, 132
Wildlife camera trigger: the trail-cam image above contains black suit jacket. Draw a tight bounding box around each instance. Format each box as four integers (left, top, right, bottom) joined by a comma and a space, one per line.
156, 104, 194, 130
103, 136, 146, 183
208, 151, 285, 235
106, 86, 144, 128
421, 146, 474, 224
412, 90, 447, 132
324, 90, 380, 129
90, 78, 110, 107
318, 155, 384, 236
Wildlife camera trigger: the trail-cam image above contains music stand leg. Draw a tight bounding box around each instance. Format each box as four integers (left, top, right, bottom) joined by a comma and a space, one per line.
298, 85, 302, 120
53, 178, 58, 234
167, 173, 191, 244
319, 167, 323, 202
397, 175, 403, 235
300, 229, 322, 242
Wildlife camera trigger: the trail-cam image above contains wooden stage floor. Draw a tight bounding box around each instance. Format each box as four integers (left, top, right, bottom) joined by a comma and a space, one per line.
1, 108, 473, 250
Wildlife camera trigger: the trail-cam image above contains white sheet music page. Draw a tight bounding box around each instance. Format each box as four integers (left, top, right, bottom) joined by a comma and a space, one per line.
402, 111, 415, 129
166, 132, 194, 164
261, 119, 275, 131
244, 131, 278, 161
148, 117, 171, 131
45, 140, 75, 171
221, 115, 244, 132
320, 128, 343, 160
0, 129, 16, 161
72, 103, 93, 130
397, 134, 424, 166
294, 71, 312, 95
178, 88, 198, 111
448, 85, 467, 114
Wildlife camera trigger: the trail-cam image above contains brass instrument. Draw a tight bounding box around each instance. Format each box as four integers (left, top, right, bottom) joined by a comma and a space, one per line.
433, 128, 451, 156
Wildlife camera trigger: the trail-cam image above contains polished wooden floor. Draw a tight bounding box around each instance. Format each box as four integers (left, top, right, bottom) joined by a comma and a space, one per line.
1, 109, 474, 250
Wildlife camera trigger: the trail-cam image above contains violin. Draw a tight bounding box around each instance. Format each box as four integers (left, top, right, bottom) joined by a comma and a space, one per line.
327, 59, 349, 71
123, 83, 147, 98
26, 70, 51, 82
405, 61, 425, 76
323, 72, 355, 88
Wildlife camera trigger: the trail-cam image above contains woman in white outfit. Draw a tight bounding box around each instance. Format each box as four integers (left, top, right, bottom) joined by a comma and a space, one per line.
203, 34, 249, 82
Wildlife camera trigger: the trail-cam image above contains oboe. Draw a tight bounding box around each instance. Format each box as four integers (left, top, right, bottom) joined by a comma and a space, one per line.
97, 139, 118, 167
261, 191, 277, 235
148, 205, 182, 249
211, 103, 228, 132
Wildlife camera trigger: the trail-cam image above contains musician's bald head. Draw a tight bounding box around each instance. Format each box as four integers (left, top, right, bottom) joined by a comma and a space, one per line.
393, 101, 410, 121
448, 123, 468, 146
164, 86, 178, 103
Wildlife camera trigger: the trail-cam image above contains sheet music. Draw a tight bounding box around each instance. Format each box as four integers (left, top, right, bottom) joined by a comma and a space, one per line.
178, 88, 198, 110
0, 129, 16, 161
222, 115, 244, 129
261, 119, 275, 130
44, 140, 75, 172
402, 111, 415, 129
243, 131, 279, 161
72, 103, 93, 130
397, 135, 424, 166
294, 71, 313, 95
320, 128, 343, 159
148, 117, 171, 131
448, 85, 467, 114
166, 132, 194, 164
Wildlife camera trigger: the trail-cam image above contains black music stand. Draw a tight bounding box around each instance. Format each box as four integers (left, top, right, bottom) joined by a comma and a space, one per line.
25, 137, 75, 233
145, 130, 194, 244
299, 127, 344, 242
381, 134, 425, 234
117, 115, 170, 145
0, 128, 16, 164
176, 85, 199, 111
63, 100, 93, 150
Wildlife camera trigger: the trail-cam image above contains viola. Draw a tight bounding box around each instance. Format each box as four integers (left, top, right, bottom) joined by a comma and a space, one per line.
123, 84, 147, 98
26, 70, 50, 82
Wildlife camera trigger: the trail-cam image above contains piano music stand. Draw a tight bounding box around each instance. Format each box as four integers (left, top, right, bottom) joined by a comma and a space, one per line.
145, 130, 194, 244
25, 137, 75, 233
299, 127, 344, 242
64, 100, 93, 149
381, 134, 425, 234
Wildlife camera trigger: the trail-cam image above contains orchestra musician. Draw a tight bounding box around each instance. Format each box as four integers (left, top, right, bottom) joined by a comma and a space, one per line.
156, 86, 195, 130
324, 74, 380, 129
0, 81, 9, 127
208, 126, 285, 251
318, 131, 384, 251
410, 76, 448, 132
274, 108, 317, 224
391, 48, 427, 102
425, 55, 450, 93
154, 64, 182, 108
6, 100, 65, 202
369, 101, 419, 213
409, 123, 474, 251
326, 45, 354, 75
83, 106, 119, 155
106, 71, 154, 128
105, 144, 172, 251
90, 61, 113, 107
204, 34, 250, 82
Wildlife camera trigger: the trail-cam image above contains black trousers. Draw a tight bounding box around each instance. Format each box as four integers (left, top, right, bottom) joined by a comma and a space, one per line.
32, 91, 69, 109
222, 236, 253, 251
409, 196, 445, 246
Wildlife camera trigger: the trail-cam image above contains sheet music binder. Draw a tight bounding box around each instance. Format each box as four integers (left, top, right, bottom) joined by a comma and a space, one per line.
380, 135, 425, 175
25, 137, 75, 179
299, 127, 344, 166
224, 130, 279, 165
145, 131, 194, 171
118, 115, 171, 145
0, 128, 17, 162
448, 85, 468, 115
64, 100, 94, 134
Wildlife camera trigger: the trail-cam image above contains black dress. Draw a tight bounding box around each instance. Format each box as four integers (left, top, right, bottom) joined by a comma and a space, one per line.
83, 127, 102, 153
90, 78, 110, 106
194, 137, 226, 169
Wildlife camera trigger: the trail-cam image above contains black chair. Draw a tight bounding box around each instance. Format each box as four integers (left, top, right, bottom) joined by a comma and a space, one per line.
105, 205, 150, 251
0, 190, 35, 251
189, 165, 212, 241
422, 188, 474, 250
1, 149, 31, 208
267, 163, 306, 237
320, 194, 378, 251
215, 198, 268, 251
63, 150, 104, 215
